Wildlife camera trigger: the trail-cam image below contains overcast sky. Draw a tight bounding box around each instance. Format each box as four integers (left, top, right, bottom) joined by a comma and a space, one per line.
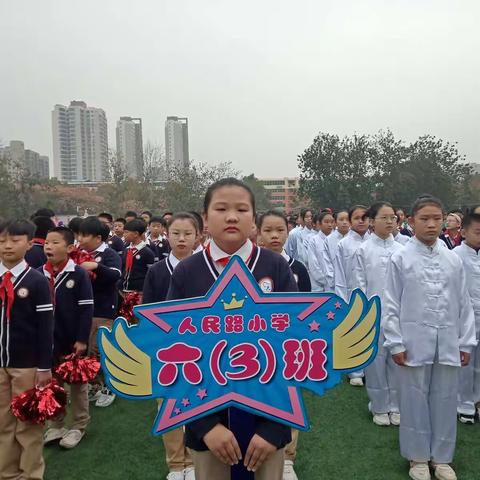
1, 0, 479, 177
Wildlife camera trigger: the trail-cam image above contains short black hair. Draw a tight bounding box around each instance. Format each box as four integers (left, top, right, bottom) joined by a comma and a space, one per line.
32, 208, 55, 219
0, 219, 35, 240
149, 216, 166, 226
68, 217, 84, 234
125, 211, 138, 219
167, 213, 199, 233
31, 216, 56, 239
47, 226, 75, 246
315, 210, 334, 224
141, 210, 153, 217
411, 195, 444, 216
203, 178, 255, 215
300, 208, 313, 220
365, 202, 394, 219
348, 205, 368, 221
257, 210, 288, 229
114, 217, 126, 225
162, 211, 174, 218
462, 213, 480, 229
79, 216, 108, 241
124, 219, 147, 235
188, 211, 204, 232
333, 209, 349, 219
98, 212, 113, 223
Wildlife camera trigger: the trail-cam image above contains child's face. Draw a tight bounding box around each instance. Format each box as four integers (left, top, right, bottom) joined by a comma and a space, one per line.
0, 233, 32, 266
336, 212, 350, 235
350, 208, 368, 235
149, 222, 164, 238
123, 230, 141, 245
371, 206, 397, 238
141, 214, 151, 224
113, 222, 125, 237
78, 233, 102, 251
44, 232, 74, 265
463, 222, 480, 250
446, 214, 461, 231
204, 186, 255, 253
260, 216, 288, 254
412, 205, 444, 245
319, 214, 335, 236
167, 219, 197, 257
304, 211, 313, 228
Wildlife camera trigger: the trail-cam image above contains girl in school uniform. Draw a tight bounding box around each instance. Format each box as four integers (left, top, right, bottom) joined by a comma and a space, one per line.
143, 213, 199, 480
167, 178, 297, 480
383, 196, 476, 480
352, 202, 403, 426
334, 205, 369, 386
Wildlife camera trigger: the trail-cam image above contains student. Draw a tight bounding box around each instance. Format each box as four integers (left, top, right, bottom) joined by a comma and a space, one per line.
78, 216, 122, 408
32, 207, 57, 225
42, 227, 94, 449
393, 216, 411, 246
189, 211, 206, 253
143, 213, 199, 480
334, 205, 369, 386
125, 211, 138, 223
0, 219, 54, 480
307, 210, 335, 292
383, 196, 476, 480
324, 209, 350, 291
352, 202, 403, 426
25, 215, 56, 268
440, 213, 462, 250
146, 216, 170, 262
121, 219, 155, 296
113, 217, 126, 240
257, 209, 310, 480
68, 217, 84, 244
163, 211, 174, 223
454, 213, 480, 424
167, 178, 296, 480
284, 210, 304, 260
141, 210, 153, 224
98, 212, 125, 255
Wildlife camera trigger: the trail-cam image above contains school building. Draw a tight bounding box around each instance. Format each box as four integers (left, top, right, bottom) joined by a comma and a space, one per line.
259, 177, 300, 213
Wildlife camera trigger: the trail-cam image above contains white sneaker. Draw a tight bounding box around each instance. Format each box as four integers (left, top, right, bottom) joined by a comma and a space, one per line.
283, 460, 298, 480
389, 412, 401, 426
349, 377, 364, 387
183, 466, 195, 480
458, 413, 475, 424
166, 472, 184, 480
409, 462, 431, 480
373, 413, 391, 426
88, 384, 102, 403
59, 429, 85, 449
432, 464, 457, 480
44, 427, 68, 445
95, 388, 116, 407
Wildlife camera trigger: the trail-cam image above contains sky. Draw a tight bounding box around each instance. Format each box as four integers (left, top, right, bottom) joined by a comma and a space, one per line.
1, 0, 479, 177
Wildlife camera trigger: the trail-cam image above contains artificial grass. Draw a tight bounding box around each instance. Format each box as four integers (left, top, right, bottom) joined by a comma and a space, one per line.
44, 382, 480, 479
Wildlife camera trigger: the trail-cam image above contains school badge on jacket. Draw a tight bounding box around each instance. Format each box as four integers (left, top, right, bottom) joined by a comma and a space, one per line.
98, 257, 381, 435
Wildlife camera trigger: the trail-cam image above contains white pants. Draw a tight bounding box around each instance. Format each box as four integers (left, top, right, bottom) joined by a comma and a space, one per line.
398, 363, 458, 463
365, 336, 399, 414
457, 340, 480, 415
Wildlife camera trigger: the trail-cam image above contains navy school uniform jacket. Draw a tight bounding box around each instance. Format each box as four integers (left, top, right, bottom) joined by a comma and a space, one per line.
0, 261, 54, 369
287, 256, 311, 292
142, 256, 176, 304
166, 246, 297, 452
25, 241, 47, 269
121, 241, 155, 292
39, 259, 94, 359
146, 237, 171, 263
88, 243, 122, 319
108, 234, 126, 256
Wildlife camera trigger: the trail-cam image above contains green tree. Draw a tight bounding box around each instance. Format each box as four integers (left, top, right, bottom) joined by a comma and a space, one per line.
242, 174, 271, 211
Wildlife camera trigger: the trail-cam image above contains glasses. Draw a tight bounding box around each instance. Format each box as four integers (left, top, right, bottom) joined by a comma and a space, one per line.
375, 215, 398, 222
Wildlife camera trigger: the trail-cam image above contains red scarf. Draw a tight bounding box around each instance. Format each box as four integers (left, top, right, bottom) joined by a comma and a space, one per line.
32, 237, 46, 245
44, 259, 69, 304
0, 272, 15, 322
206, 242, 254, 268
125, 247, 138, 274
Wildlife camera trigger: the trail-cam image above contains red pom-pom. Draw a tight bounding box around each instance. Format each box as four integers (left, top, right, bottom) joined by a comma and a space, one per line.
70, 246, 97, 280
11, 380, 67, 424
55, 354, 101, 384
119, 291, 142, 323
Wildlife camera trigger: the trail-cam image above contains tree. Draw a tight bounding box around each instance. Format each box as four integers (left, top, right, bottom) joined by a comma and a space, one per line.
242, 174, 271, 211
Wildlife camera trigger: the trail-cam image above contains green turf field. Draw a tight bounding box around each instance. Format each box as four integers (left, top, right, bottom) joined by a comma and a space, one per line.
44, 382, 480, 480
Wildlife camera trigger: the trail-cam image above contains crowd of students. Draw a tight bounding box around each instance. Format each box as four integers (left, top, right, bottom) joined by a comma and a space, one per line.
0, 179, 479, 480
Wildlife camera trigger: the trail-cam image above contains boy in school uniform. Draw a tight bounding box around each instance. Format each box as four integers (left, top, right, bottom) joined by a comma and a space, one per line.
41, 227, 94, 449
453, 213, 480, 424
384, 196, 476, 480
146, 216, 170, 263
0, 219, 54, 480
98, 212, 125, 255
77, 216, 122, 408
25, 216, 56, 268
121, 219, 155, 297
113, 217, 126, 242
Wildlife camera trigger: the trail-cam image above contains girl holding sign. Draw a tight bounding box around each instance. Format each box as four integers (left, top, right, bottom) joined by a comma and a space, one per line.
167, 178, 297, 480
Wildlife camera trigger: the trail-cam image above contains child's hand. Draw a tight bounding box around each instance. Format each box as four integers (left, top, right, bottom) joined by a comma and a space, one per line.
203, 424, 242, 465
73, 341, 88, 355
80, 261, 98, 271
244, 434, 276, 472
392, 351, 407, 366
35, 369, 52, 388
460, 351, 471, 366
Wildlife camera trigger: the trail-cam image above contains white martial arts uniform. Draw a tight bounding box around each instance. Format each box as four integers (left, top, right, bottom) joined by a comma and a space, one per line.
352, 233, 403, 414
298, 227, 316, 267
383, 237, 476, 463
454, 242, 480, 416
324, 229, 346, 292
393, 231, 410, 245
285, 226, 301, 259
307, 230, 329, 292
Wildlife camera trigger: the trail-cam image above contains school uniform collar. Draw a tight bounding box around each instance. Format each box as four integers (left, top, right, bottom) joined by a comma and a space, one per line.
42, 258, 76, 279
370, 232, 395, 246
347, 229, 367, 241
315, 230, 327, 241
460, 241, 480, 256
168, 252, 182, 270
209, 239, 253, 264
90, 242, 108, 253
193, 244, 204, 254
281, 249, 295, 267
411, 236, 440, 254
128, 241, 146, 251
0, 260, 28, 281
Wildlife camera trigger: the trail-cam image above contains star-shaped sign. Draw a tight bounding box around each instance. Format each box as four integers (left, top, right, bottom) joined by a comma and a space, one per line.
99, 257, 380, 436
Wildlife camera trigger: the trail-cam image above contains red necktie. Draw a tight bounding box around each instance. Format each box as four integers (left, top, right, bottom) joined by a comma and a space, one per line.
44, 260, 68, 305
125, 248, 138, 274
217, 256, 231, 267
0, 272, 15, 322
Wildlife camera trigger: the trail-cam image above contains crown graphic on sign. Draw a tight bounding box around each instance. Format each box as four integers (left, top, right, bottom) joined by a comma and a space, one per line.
221, 293, 245, 310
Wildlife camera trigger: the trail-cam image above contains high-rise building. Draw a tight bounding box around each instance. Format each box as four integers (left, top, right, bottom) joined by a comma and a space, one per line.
0, 140, 49, 178
52, 101, 108, 182
116, 117, 143, 179
165, 116, 189, 171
